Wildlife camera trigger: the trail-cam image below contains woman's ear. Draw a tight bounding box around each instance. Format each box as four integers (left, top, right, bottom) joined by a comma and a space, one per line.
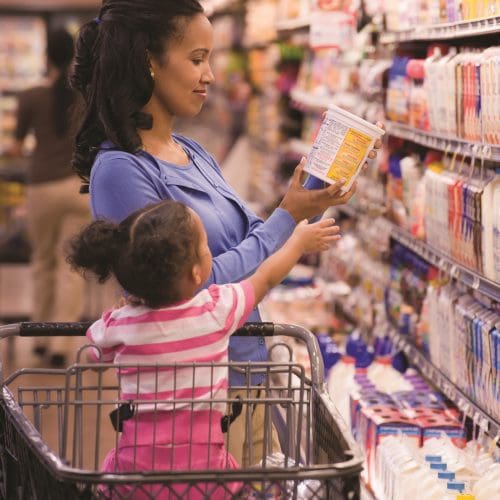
147, 52, 156, 80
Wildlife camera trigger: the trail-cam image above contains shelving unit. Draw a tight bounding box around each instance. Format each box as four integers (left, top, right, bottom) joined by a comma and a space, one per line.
287, 93, 500, 166
335, 200, 500, 435
334, 202, 500, 438
390, 224, 500, 302
386, 121, 500, 163
290, 87, 359, 113
338, 204, 500, 302
387, 325, 500, 440
380, 15, 500, 43
275, 16, 309, 33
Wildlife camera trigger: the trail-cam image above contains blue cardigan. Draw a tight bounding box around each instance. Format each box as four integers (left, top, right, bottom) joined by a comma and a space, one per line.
90, 135, 323, 384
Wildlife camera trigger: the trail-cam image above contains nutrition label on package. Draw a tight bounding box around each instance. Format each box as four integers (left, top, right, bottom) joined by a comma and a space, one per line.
327, 128, 372, 181
307, 118, 372, 184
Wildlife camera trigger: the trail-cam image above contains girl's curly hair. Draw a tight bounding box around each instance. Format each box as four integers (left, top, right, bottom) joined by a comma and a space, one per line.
67, 200, 199, 308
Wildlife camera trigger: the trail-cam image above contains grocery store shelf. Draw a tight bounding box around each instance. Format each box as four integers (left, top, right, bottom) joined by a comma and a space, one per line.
386, 121, 500, 163
338, 205, 500, 302
380, 15, 500, 43
276, 17, 310, 32
387, 326, 500, 440
290, 87, 359, 112
390, 225, 500, 302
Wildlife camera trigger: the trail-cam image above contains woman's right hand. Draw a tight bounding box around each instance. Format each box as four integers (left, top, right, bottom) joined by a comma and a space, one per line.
278, 157, 356, 223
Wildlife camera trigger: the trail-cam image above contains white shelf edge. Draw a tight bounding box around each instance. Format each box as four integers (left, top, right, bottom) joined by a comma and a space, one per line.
276, 17, 310, 32
386, 121, 500, 163
380, 15, 500, 43
289, 87, 359, 113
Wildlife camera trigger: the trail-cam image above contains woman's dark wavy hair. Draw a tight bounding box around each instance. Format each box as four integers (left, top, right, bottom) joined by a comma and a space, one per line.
47, 29, 76, 136
70, 0, 204, 186
67, 200, 200, 308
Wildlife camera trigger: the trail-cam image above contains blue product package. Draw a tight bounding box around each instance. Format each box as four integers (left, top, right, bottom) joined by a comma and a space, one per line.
392, 350, 408, 373
316, 333, 332, 359
323, 342, 342, 373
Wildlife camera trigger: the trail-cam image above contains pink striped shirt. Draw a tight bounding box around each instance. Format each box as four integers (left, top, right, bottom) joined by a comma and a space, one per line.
86, 281, 255, 418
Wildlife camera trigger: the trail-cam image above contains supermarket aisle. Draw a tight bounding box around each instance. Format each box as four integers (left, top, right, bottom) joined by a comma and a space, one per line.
1, 0, 500, 498
221, 135, 251, 199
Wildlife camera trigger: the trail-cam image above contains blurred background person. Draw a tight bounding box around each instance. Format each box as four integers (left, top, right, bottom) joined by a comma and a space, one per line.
8, 28, 90, 367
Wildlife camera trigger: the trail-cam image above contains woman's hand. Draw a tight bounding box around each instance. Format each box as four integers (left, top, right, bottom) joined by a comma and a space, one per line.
367, 121, 384, 162
279, 158, 356, 222
279, 120, 385, 223
292, 217, 341, 253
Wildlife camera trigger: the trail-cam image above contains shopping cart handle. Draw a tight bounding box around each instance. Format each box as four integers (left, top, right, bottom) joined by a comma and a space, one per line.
233, 322, 275, 336
0, 322, 92, 338
1, 321, 275, 338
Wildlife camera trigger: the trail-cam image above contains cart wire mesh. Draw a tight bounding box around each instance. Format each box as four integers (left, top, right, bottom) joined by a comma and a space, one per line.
0, 322, 363, 499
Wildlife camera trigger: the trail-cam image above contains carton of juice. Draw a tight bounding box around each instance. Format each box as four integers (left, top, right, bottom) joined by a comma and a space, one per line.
304, 105, 385, 193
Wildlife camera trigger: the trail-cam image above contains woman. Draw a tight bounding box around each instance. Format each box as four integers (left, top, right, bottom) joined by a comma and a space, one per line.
71, 0, 381, 466
11, 28, 90, 366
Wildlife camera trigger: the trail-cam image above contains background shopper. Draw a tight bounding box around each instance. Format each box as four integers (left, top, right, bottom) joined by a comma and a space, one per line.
10, 28, 90, 366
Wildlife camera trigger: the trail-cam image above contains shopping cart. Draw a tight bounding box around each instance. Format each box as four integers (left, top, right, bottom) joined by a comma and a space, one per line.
0, 322, 363, 499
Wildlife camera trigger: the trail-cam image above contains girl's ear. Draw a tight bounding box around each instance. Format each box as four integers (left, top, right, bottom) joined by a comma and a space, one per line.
191, 263, 203, 287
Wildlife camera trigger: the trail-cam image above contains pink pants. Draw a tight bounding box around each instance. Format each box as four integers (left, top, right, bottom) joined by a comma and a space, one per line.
100, 411, 242, 499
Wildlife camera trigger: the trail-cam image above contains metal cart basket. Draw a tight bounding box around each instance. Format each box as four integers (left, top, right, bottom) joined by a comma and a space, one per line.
0, 322, 363, 499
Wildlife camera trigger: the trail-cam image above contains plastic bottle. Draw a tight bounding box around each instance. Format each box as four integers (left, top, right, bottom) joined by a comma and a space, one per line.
322, 342, 341, 374
472, 462, 500, 499
367, 356, 413, 393
345, 332, 374, 368
345, 331, 365, 358
316, 332, 333, 361
327, 355, 357, 426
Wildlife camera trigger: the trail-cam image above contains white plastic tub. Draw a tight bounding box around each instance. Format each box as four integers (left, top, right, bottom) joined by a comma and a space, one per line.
304, 106, 385, 193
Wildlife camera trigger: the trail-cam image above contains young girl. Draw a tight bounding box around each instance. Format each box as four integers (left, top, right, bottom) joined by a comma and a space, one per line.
67, 199, 340, 498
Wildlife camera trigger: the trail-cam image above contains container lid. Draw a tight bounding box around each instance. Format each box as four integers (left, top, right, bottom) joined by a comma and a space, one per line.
326, 105, 385, 137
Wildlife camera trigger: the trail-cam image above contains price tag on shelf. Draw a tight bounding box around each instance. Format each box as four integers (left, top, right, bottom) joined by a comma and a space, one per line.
471, 275, 481, 290
450, 265, 460, 280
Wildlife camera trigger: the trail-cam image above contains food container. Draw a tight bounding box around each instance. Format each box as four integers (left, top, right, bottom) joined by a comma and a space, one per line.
304, 105, 385, 193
